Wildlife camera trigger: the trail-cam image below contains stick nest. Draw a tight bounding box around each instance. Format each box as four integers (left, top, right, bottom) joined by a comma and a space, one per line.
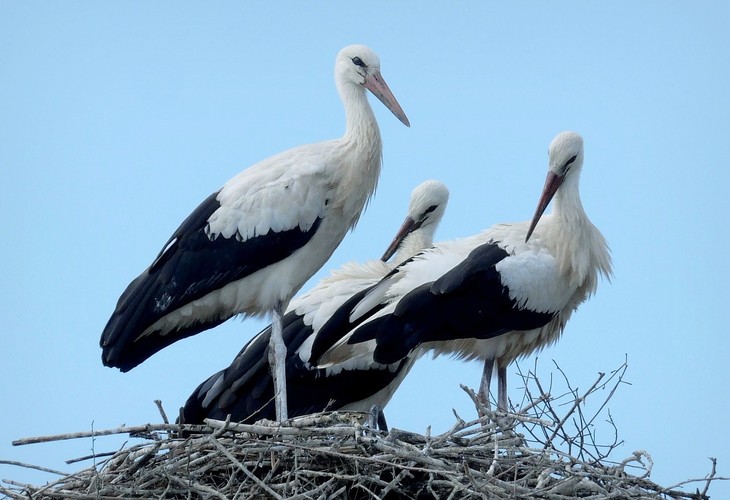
1, 360, 722, 499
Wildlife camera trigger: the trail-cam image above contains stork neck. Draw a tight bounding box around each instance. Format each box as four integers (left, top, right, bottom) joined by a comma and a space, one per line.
331, 82, 383, 228
550, 173, 592, 283
551, 178, 612, 295
340, 83, 382, 146
553, 174, 586, 230
392, 230, 432, 265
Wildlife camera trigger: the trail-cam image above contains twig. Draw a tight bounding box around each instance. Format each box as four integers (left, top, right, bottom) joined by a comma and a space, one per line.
2, 359, 723, 500
210, 436, 284, 500
11, 424, 182, 446
154, 399, 169, 424
65, 451, 117, 465
0, 459, 68, 476
702, 457, 718, 498
543, 367, 605, 451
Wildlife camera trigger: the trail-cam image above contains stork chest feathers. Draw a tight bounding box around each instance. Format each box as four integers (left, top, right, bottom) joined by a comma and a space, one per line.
485, 211, 611, 317
329, 128, 383, 229
544, 210, 613, 303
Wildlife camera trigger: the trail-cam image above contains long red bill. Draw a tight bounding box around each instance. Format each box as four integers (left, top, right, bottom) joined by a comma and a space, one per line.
525, 170, 563, 242
381, 216, 418, 261
364, 70, 410, 127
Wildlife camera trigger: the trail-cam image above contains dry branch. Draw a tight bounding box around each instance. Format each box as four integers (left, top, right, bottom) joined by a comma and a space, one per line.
1, 360, 725, 499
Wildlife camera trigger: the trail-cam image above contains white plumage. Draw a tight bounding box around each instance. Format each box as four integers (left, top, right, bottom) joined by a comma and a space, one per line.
179, 180, 449, 425
294, 180, 450, 364
100, 44, 409, 422
310, 131, 612, 412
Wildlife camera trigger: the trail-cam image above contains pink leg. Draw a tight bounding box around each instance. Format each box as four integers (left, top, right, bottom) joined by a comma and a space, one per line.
268, 301, 288, 421
497, 364, 508, 412
479, 358, 495, 411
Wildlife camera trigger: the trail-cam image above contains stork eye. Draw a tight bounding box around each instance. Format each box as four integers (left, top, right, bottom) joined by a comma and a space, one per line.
566, 155, 578, 166
422, 204, 438, 216
352, 57, 366, 68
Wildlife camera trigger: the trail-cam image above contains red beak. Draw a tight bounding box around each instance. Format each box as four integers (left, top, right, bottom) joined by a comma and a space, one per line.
381, 216, 419, 262
525, 170, 563, 242
363, 70, 410, 127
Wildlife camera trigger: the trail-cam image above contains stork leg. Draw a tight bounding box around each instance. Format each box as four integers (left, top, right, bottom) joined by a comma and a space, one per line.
497, 365, 508, 412
368, 404, 389, 432
268, 301, 288, 421
478, 358, 495, 411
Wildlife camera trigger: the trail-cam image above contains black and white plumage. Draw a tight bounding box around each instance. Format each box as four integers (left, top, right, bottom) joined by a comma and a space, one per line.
180, 180, 449, 425
100, 45, 409, 421
311, 131, 612, 412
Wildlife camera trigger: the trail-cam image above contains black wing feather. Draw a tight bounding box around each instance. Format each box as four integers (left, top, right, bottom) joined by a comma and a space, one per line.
180, 310, 408, 425
348, 242, 556, 364
307, 263, 406, 363
101, 191, 322, 372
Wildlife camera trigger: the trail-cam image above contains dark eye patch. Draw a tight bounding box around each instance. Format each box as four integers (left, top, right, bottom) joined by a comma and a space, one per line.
418, 204, 439, 223
352, 57, 367, 68
422, 204, 438, 216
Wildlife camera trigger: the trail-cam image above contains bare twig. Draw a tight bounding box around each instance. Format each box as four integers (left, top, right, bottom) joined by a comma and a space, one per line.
1, 359, 722, 500
0, 460, 68, 476
11, 424, 183, 446
153, 400, 169, 424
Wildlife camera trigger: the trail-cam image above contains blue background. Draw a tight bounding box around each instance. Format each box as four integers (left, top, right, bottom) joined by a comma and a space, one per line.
2, 2, 728, 496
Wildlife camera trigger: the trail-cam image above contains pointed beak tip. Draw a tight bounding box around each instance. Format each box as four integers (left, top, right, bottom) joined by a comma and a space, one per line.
382, 216, 417, 262
381, 242, 398, 262
364, 72, 409, 127
524, 226, 535, 243
524, 170, 562, 244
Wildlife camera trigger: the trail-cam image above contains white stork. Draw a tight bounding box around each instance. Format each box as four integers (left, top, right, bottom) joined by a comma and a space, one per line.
100, 45, 409, 421
179, 180, 449, 425
311, 131, 612, 412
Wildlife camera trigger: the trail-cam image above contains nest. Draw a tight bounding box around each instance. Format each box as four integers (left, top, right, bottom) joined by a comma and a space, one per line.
1, 360, 723, 499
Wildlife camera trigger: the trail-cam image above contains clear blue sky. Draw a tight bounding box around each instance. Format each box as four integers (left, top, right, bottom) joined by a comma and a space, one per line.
2, 2, 729, 495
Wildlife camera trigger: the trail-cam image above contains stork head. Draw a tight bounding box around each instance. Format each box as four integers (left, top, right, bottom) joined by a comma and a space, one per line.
335, 45, 410, 126
525, 131, 585, 242
381, 180, 449, 262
